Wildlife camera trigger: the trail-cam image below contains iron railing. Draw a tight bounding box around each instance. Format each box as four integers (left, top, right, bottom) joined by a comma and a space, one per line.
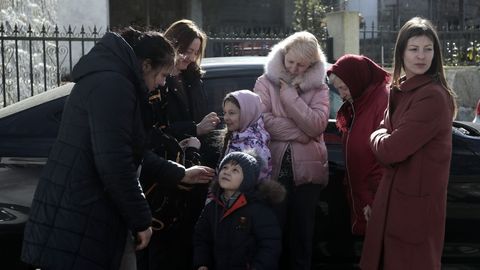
204, 25, 330, 58
0, 23, 102, 107
360, 22, 480, 67
0, 23, 331, 107
6, 21, 480, 107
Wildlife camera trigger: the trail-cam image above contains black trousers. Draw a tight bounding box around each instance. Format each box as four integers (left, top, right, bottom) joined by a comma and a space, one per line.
275, 180, 322, 270
136, 186, 207, 270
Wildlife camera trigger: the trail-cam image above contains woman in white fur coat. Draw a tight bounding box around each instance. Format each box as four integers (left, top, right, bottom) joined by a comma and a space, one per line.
254, 31, 330, 270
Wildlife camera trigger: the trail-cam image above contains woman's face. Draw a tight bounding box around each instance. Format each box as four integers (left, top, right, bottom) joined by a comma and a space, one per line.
402, 35, 434, 79
176, 38, 201, 71
284, 50, 310, 76
331, 75, 353, 103
223, 100, 241, 132
142, 61, 171, 92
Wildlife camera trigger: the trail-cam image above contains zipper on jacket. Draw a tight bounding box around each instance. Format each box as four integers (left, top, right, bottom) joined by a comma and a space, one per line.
345, 102, 358, 233
287, 142, 295, 184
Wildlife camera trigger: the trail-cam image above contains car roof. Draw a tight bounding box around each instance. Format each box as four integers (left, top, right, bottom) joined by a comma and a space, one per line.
0, 83, 74, 118
0, 57, 265, 118
201, 56, 266, 78
201, 56, 267, 67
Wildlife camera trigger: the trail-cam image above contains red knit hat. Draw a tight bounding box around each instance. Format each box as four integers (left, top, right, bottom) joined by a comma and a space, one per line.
327, 54, 390, 100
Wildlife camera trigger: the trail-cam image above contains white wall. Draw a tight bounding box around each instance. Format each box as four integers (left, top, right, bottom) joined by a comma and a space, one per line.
56, 0, 109, 30
346, 0, 377, 35
326, 11, 360, 61
56, 0, 109, 71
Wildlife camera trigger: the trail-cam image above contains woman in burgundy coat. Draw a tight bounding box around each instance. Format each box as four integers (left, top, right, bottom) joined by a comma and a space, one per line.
360, 17, 457, 270
327, 54, 390, 236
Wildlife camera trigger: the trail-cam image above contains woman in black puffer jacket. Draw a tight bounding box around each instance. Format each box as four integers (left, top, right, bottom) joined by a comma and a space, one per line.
21, 28, 214, 270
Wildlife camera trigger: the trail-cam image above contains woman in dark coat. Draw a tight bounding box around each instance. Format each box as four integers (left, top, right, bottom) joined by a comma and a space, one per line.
21, 28, 213, 270
137, 19, 219, 270
161, 19, 219, 142
327, 54, 390, 236
360, 17, 457, 270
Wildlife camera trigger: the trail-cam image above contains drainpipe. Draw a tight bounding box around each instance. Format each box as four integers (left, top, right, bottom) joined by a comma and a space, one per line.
145, 0, 150, 28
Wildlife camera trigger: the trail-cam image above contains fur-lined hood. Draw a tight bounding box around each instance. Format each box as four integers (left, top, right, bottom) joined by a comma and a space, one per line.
264, 40, 327, 92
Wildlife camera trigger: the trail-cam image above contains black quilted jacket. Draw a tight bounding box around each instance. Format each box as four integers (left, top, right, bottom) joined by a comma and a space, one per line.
21, 32, 185, 270
193, 186, 282, 270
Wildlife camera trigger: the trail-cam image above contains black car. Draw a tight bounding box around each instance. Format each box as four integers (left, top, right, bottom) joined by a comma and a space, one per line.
1, 56, 480, 269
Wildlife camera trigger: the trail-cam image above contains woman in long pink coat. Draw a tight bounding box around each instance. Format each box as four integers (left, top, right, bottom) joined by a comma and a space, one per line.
254, 31, 329, 270
360, 17, 457, 270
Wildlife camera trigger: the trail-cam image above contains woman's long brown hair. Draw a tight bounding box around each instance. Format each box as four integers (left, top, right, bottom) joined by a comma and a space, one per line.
392, 17, 457, 119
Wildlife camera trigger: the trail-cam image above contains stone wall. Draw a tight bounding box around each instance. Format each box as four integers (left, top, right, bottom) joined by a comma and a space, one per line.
445, 66, 480, 121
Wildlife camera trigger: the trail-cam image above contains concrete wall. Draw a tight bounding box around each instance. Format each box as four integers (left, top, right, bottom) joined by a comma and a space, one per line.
326, 11, 360, 61
445, 66, 480, 121
57, 0, 108, 29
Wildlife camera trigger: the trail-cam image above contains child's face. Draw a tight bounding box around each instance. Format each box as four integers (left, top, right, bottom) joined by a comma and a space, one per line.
223, 101, 240, 132
218, 161, 243, 195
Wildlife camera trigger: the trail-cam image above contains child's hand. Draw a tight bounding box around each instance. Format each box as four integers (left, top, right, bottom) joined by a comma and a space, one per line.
198, 267, 208, 270
179, 137, 201, 150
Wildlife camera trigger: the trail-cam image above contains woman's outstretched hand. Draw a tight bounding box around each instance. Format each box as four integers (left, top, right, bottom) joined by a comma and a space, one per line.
181, 165, 215, 184
179, 136, 201, 150
135, 226, 152, 250
197, 112, 220, 136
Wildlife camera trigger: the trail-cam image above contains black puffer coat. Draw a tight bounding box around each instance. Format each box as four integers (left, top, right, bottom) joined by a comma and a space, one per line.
160, 67, 208, 139
21, 32, 185, 270
193, 181, 285, 270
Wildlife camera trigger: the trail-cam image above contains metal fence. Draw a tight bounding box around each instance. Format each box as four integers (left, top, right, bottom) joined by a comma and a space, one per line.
0, 23, 102, 107
3, 21, 478, 107
0, 23, 331, 107
206, 28, 330, 58
360, 22, 480, 67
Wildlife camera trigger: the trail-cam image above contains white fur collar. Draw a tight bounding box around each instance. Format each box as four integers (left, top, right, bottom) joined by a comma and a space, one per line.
264, 41, 327, 91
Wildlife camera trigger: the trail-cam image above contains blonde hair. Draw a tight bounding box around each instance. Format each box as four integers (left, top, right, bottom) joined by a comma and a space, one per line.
280, 31, 323, 65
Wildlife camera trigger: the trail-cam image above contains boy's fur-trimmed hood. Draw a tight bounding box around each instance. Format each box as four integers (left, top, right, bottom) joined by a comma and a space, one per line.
264, 40, 327, 92
255, 180, 286, 205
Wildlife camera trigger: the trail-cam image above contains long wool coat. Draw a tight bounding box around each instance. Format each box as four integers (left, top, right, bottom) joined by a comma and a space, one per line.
360, 74, 454, 270
341, 81, 388, 235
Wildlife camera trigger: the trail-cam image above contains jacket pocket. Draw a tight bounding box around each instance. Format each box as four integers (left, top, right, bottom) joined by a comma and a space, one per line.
67, 178, 104, 206
386, 188, 430, 244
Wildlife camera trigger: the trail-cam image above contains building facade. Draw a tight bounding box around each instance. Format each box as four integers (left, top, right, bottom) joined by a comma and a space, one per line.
378, 0, 480, 30
108, 0, 296, 32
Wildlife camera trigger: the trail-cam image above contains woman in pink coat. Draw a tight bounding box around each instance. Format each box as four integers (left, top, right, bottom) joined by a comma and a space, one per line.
254, 31, 329, 270
360, 17, 457, 270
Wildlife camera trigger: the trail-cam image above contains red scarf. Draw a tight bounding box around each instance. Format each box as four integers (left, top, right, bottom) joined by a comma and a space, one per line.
327, 54, 390, 133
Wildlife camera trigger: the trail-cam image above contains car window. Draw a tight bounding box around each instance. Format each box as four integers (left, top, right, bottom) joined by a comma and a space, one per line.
328, 84, 342, 120
203, 71, 343, 121
203, 75, 259, 115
